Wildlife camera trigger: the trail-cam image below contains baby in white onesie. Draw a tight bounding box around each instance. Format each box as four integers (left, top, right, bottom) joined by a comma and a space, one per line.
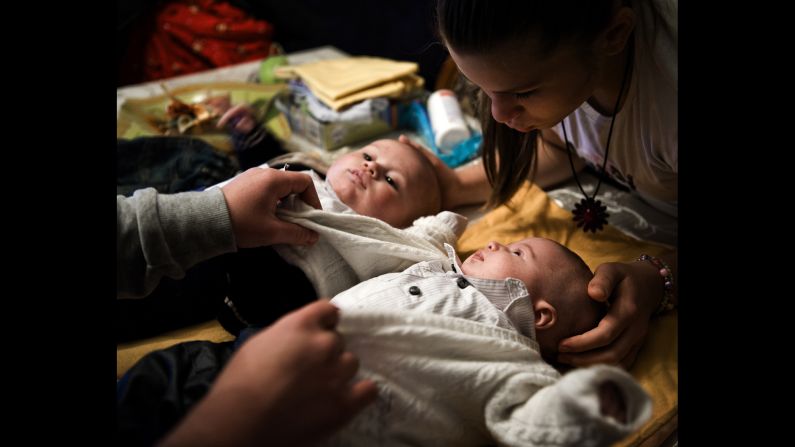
218, 137, 467, 335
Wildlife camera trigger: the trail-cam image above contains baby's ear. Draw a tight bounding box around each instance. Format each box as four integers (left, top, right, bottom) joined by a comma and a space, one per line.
533, 299, 557, 330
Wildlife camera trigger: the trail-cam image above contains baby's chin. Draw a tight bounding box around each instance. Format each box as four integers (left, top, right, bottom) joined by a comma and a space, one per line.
326, 173, 342, 191
327, 178, 353, 201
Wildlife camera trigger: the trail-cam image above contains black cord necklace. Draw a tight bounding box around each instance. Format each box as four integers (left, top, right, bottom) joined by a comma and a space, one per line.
562, 44, 633, 233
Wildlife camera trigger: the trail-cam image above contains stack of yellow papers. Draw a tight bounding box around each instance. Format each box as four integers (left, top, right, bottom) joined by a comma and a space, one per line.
277, 57, 425, 110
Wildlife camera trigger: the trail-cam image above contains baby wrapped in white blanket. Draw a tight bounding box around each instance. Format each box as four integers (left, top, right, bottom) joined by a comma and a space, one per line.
325, 240, 652, 446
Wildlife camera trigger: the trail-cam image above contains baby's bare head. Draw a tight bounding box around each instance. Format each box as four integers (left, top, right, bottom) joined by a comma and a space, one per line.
326, 139, 441, 227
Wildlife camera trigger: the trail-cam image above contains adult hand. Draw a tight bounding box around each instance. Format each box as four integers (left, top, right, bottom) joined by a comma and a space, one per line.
557, 260, 662, 369
160, 300, 378, 447
218, 104, 258, 134
398, 134, 467, 209
222, 167, 322, 247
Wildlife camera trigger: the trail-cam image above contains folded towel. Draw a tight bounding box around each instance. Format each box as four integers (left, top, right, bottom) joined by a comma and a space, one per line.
277, 57, 424, 110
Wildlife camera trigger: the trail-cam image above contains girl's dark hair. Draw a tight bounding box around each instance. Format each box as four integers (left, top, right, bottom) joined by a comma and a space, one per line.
437, 0, 617, 208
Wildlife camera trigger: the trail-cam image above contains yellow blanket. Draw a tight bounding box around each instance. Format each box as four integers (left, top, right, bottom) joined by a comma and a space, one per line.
457, 181, 677, 447
116, 321, 234, 379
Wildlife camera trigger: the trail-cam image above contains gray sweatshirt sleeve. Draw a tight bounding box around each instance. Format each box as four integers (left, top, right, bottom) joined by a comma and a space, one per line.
117, 187, 237, 299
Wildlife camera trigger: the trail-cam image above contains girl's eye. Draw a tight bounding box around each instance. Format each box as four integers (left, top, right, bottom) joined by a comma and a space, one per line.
514, 90, 534, 99
363, 153, 372, 161
385, 176, 398, 190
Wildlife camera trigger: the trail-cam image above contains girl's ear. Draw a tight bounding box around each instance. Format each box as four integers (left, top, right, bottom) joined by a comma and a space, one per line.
599, 6, 636, 56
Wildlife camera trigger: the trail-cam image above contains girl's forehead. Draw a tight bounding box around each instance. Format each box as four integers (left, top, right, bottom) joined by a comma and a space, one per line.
451, 40, 580, 91
452, 50, 538, 89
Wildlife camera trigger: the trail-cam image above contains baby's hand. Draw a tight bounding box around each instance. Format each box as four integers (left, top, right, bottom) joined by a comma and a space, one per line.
202, 94, 232, 115
217, 104, 258, 134
598, 380, 627, 424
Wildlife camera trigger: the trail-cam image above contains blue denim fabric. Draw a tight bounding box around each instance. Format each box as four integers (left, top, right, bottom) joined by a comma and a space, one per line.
234, 326, 262, 350
228, 124, 288, 171
117, 136, 240, 197
117, 340, 235, 447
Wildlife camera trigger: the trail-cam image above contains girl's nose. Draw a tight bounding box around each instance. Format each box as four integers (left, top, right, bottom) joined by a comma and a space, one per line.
490, 95, 522, 124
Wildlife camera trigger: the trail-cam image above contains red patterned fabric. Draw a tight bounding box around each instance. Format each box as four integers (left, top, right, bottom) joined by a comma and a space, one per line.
120, 1, 274, 85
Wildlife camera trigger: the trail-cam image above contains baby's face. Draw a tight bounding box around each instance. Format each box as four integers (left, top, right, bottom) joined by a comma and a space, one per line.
460, 238, 571, 287
326, 139, 438, 227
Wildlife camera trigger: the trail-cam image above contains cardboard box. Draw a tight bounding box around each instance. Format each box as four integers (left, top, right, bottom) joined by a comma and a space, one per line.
275, 92, 398, 150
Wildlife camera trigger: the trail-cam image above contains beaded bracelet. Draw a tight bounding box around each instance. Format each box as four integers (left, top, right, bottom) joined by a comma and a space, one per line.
636, 254, 675, 314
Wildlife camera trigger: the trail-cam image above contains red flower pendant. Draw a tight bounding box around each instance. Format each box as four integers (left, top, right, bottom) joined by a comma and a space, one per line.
572, 197, 609, 233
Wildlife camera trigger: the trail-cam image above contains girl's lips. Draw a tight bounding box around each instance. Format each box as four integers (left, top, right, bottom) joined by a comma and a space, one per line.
508, 122, 532, 132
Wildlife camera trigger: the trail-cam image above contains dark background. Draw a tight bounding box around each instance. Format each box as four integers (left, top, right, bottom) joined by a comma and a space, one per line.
117, 0, 449, 88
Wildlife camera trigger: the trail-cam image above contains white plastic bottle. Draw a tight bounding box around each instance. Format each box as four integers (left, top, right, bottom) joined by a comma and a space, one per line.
427, 89, 471, 154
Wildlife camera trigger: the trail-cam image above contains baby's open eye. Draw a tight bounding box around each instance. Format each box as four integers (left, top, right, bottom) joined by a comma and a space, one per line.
385, 176, 398, 190
512, 250, 522, 256
363, 153, 372, 161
